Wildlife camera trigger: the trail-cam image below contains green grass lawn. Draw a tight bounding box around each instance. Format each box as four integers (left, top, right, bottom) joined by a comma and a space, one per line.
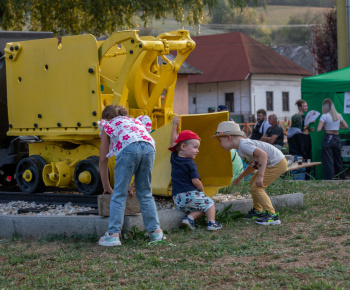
1, 181, 350, 288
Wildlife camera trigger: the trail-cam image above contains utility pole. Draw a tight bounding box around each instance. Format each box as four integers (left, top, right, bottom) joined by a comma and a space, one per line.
337, 0, 349, 68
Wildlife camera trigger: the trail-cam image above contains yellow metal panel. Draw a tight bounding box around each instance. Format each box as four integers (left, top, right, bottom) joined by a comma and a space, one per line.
99, 43, 127, 95
8, 128, 100, 141
150, 122, 173, 196
180, 112, 232, 196
6, 34, 101, 138
28, 141, 101, 164
98, 31, 147, 107
150, 112, 232, 197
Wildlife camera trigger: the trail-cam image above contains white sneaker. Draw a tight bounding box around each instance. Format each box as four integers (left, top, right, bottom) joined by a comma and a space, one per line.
98, 232, 122, 246
149, 231, 165, 242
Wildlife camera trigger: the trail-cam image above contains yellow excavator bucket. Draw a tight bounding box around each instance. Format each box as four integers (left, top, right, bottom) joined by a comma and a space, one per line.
151, 111, 232, 197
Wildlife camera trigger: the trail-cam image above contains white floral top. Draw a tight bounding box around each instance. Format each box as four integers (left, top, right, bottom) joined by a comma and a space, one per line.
98, 115, 155, 158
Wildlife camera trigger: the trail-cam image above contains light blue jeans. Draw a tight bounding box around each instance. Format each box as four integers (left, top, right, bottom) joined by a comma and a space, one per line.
108, 141, 160, 234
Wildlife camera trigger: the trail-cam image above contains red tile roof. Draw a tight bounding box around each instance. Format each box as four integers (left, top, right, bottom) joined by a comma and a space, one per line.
186, 32, 312, 84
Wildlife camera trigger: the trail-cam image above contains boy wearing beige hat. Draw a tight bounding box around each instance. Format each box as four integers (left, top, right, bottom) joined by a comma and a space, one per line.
212, 121, 287, 225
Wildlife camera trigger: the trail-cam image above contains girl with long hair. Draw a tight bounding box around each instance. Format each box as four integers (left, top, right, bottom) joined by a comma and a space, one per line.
317, 98, 348, 179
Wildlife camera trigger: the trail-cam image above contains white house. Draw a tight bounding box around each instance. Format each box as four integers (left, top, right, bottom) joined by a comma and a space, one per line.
185, 32, 312, 122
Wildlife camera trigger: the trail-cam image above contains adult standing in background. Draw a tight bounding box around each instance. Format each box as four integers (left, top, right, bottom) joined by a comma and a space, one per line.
250, 109, 271, 140
295, 99, 313, 179
217, 105, 229, 112
317, 98, 348, 180
217, 105, 233, 121
208, 107, 216, 113
287, 114, 307, 179
260, 114, 284, 150
287, 114, 305, 157
283, 116, 290, 131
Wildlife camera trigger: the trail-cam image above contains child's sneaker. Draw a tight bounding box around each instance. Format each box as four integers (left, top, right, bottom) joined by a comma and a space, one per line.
255, 211, 281, 226
244, 208, 264, 220
180, 215, 196, 230
98, 232, 122, 246
207, 221, 222, 231
149, 231, 165, 242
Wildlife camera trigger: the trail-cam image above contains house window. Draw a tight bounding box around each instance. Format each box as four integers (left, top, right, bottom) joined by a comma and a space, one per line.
282, 92, 289, 111
225, 93, 234, 112
266, 91, 273, 111
193, 97, 196, 104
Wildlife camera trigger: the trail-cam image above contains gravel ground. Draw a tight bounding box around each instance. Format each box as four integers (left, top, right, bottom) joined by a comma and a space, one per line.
0, 201, 95, 216
211, 192, 252, 203
0, 192, 252, 216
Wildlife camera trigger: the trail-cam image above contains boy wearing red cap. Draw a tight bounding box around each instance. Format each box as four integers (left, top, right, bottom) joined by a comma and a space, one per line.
169, 116, 222, 231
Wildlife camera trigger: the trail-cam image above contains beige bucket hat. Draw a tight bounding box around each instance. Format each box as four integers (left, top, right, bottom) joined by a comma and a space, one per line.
211, 121, 244, 138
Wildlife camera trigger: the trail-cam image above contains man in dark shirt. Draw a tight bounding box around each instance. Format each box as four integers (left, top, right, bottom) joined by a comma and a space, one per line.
260, 114, 284, 150
250, 109, 271, 140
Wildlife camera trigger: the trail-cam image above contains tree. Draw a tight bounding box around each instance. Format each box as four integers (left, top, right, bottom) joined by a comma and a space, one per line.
0, 0, 260, 36
211, 0, 264, 25
309, 8, 337, 74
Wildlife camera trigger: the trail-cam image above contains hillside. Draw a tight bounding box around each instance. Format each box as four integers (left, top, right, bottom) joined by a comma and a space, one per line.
255, 5, 329, 25
142, 5, 330, 37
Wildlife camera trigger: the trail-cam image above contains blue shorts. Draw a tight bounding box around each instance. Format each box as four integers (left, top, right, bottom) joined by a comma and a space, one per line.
172, 190, 214, 214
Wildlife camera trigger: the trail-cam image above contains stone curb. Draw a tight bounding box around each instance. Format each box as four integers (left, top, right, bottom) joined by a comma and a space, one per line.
0, 193, 303, 239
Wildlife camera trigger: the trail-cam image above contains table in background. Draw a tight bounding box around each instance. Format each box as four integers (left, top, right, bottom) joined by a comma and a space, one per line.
285, 162, 322, 173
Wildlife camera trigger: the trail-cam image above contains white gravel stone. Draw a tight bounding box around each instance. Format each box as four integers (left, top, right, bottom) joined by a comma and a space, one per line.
0, 192, 250, 216
0, 201, 94, 216
211, 193, 252, 203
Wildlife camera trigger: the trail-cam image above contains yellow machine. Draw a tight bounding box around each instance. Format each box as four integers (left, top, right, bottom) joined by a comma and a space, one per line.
4, 30, 232, 196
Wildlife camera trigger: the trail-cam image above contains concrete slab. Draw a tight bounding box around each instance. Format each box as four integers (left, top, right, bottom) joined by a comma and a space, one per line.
124, 208, 186, 233
0, 193, 303, 239
213, 193, 303, 214
0, 216, 109, 238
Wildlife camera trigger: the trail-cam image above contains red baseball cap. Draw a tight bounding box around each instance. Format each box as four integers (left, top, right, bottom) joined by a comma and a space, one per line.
168, 130, 201, 152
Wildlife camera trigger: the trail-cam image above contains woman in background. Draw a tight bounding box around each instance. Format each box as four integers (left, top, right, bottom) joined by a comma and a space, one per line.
287, 114, 306, 180
295, 99, 313, 179
317, 98, 348, 180
287, 114, 305, 157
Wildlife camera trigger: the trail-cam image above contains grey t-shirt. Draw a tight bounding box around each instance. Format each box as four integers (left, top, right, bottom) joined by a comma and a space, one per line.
238, 139, 285, 168
265, 124, 284, 146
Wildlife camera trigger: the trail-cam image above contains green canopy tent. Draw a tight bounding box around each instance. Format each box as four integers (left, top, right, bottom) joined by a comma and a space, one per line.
301, 67, 350, 180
